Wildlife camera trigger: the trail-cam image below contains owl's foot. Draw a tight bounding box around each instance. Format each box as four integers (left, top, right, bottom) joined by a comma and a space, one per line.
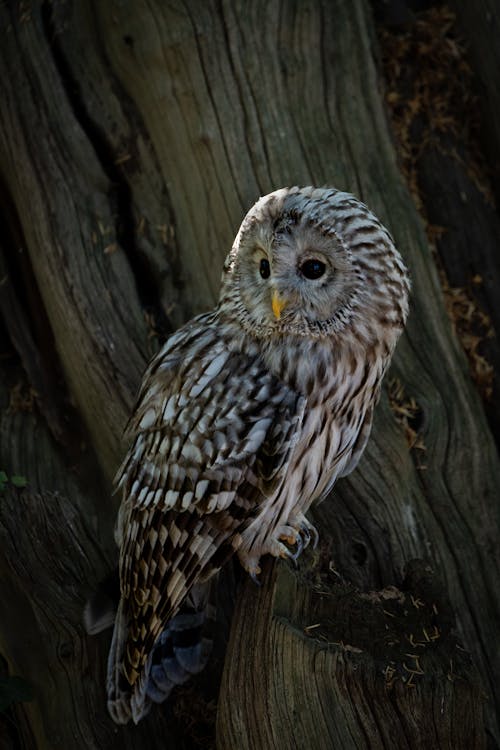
236, 552, 262, 584
268, 535, 301, 566
276, 525, 304, 563
298, 514, 319, 549
236, 514, 319, 580
278, 515, 319, 560
237, 537, 299, 578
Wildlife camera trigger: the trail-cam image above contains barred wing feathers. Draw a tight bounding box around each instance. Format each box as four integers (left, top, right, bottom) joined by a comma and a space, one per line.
108, 314, 305, 723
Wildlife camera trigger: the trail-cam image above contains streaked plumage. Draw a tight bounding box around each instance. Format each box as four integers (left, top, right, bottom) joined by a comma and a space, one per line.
104, 186, 410, 723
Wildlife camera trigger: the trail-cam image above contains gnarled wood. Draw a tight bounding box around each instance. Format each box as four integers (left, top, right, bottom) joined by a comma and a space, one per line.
218, 560, 485, 750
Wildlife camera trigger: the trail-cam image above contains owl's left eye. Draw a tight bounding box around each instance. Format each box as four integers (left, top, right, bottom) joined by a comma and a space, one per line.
259, 258, 271, 279
300, 259, 326, 279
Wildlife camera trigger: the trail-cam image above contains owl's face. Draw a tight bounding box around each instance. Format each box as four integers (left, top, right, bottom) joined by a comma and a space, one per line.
220, 186, 409, 342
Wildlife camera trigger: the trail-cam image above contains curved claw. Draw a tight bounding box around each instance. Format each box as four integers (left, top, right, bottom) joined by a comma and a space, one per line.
276, 516, 319, 563
301, 525, 311, 550
279, 542, 299, 567
249, 570, 262, 586
296, 515, 319, 551
309, 523, 319, 550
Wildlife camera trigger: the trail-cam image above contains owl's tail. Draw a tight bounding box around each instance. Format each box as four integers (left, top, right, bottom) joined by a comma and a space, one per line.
84, 574, 215, 725
109, 582, 214, 724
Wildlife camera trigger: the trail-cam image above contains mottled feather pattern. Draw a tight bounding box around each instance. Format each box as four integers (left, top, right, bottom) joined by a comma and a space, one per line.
116, 319, 303, 515
103, 186, 409, 724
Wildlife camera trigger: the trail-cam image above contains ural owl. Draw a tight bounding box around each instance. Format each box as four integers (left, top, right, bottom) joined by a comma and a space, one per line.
95, 186, 409, 724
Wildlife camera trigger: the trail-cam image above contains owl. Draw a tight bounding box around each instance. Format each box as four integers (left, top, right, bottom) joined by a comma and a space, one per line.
96, 186, 409, 724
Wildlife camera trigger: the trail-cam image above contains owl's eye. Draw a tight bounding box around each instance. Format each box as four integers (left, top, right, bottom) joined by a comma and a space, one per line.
300, 259, 326, 279
259, 258, 271, 279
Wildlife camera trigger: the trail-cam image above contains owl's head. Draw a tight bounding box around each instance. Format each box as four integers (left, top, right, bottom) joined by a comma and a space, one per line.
219, 186, 409, 344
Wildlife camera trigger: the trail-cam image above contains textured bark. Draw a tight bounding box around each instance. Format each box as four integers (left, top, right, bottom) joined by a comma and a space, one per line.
0, 1, 498, 748
218, 560, 485, 750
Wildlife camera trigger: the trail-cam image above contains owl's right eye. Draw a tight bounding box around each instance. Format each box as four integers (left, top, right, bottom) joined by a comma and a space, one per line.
259, 258, 271, 279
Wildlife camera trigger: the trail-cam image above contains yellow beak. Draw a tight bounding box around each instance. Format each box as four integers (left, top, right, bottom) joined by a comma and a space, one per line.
271, 290, 287, 321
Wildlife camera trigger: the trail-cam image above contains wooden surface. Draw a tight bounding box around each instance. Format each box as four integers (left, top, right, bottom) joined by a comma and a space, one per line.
218, 560, 486, 750
0, 0, 499, 748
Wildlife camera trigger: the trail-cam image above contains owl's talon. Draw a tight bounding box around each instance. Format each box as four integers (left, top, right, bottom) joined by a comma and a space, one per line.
278, 525, 299, 546
237, 549, 262, 584
309, 524, 319, 550
294, 514, 319, 551
249, 570, 262, 586
301, 526, 311, 549
276, 515, 319, 561
290, 534, 304, 561
274, 540, 297, 567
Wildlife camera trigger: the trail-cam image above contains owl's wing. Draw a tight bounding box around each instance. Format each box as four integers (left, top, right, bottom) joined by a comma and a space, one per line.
108, 316, 306, 723
115, 313, 305, 517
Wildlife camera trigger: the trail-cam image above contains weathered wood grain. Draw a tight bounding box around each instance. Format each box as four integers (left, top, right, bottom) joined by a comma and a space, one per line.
0, 2, 149, 476
218, 560, 486, 750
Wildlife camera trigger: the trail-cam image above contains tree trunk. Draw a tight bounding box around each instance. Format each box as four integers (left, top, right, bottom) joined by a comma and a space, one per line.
0, 1, 498, 748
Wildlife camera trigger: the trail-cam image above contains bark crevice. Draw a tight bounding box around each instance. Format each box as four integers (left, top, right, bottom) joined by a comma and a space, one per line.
41, 0, 170, 338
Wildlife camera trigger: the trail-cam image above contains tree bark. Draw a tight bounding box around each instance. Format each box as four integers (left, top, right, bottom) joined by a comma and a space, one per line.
0, 1, 498, 748
218, 560, 486, 750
